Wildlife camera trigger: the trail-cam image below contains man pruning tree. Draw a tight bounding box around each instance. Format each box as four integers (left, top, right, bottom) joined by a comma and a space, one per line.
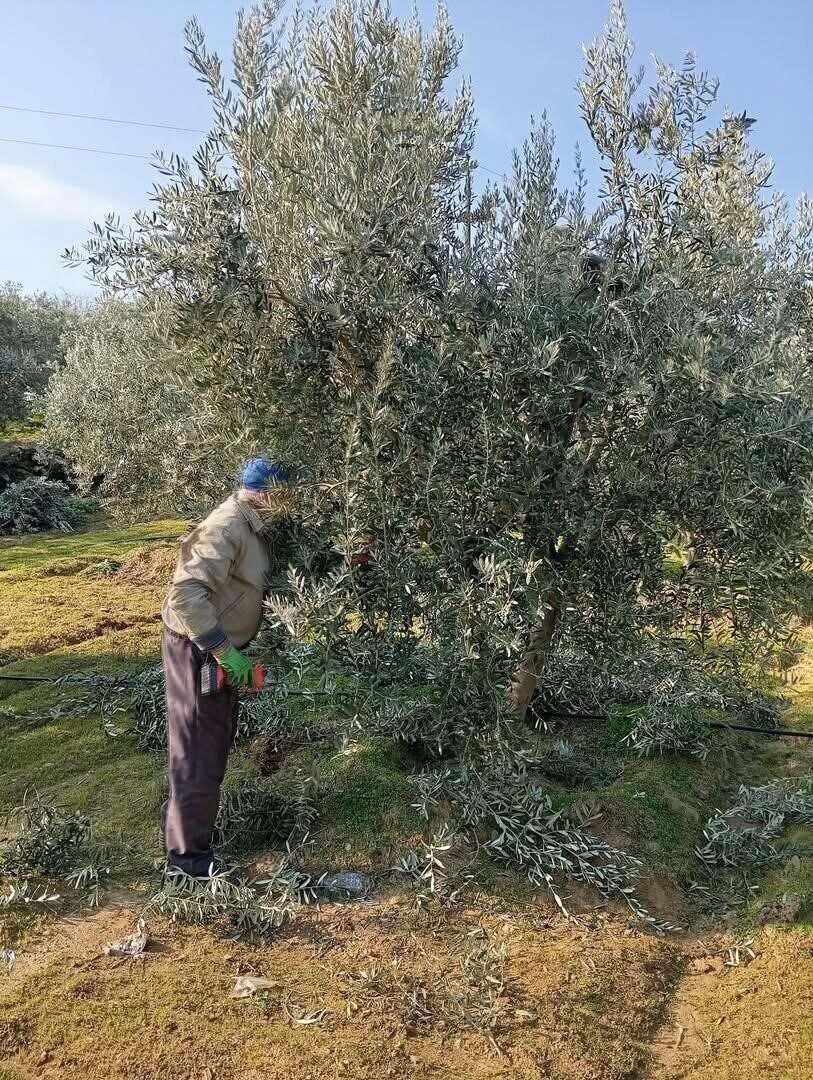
160, 457, 296, 877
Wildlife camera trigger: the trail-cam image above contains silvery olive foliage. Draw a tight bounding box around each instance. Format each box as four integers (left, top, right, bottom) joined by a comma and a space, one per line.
213, 778, 317, 853
45, 301, 200, 518
63, 0, 813, 769
147, 860, 317, 937
696, 777, 813, 869
0, 477, 95, 536
0, 282, 78, 423
65, 643, 332, 751
1, 792, 92, 876
0, 792, 111, 909
410, 763, 680, 932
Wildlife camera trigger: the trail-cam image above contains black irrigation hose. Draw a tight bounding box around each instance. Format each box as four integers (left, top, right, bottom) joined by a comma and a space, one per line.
2, 672, 813, 738
0, 675, 55, 683
705, 719, 813, 737
0, 671, 343, 700
535, 707, 813, 739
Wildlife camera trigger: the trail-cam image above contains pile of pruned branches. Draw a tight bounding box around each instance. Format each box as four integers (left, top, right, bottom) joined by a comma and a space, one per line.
407, 762, 681, 933
0, 791, 111, 911
687, 776, 813, 914
0, 478, 97, 536
696, 778, 813, 870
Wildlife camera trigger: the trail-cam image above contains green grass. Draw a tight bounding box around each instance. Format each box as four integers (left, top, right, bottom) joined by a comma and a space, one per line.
0, 518, 185, 667
735, 823, 813, 931
1, 710, 164, 876
544, 717, 762, 883
0, 514, 423, 887
0, 516, 185, 890
0, 517, 185, 574
0, 414, 44, 444
320, 737, 419, 830
1, 513, 811, 920
1, 626, 167, 881
548, 752, 712, 882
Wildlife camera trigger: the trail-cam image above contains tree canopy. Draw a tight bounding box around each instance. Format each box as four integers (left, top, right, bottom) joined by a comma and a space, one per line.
1, 282, 78, 424
53, 0, 813, 764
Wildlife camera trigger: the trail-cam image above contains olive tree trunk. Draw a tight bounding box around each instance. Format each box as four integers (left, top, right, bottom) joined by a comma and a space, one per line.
508, 589, 562, 720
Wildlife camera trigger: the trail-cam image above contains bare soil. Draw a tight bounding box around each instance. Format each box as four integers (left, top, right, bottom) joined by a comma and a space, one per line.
2, 893, 810, 1080
650, 927, 813, 1079
0, 895, 681, 1080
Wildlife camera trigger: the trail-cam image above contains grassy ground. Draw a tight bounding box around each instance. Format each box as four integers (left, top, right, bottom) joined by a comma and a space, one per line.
0, 416, 44, 445
0, 517, 184, 663
0, 517, 811, 1079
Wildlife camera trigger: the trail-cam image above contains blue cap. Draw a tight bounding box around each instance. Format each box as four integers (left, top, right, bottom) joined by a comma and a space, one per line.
240, 457, 291, 491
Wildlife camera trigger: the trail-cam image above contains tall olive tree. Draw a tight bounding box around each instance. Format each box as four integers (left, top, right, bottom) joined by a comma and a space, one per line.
65, 0, 813, 759
71, 0, 473, 499
398, 3, 813, 746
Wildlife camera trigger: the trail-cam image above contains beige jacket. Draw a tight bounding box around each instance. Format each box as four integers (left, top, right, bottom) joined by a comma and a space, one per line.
162, 494, 269, 652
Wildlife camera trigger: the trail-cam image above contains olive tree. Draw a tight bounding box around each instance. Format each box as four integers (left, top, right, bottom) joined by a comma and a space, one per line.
72, 0, 473, 495
393, 4, 813, 750
0, 282, 78, 423
67, 0, 813, 761
45, 300, 201, 517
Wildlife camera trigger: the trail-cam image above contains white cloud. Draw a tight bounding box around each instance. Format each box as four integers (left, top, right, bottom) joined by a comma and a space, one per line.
0, 163, 116, 225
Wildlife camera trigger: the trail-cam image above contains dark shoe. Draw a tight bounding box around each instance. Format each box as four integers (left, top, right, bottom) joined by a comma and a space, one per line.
163, 856, 230, 884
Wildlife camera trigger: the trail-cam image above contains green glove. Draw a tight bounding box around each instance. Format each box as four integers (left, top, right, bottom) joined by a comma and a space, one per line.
214, 644, 253, 687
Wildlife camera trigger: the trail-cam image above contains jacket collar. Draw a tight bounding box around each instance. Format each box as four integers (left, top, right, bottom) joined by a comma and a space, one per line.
235, 494, 265, 534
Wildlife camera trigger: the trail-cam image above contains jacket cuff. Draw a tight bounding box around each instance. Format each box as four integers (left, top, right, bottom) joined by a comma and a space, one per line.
192, 625, 229, 654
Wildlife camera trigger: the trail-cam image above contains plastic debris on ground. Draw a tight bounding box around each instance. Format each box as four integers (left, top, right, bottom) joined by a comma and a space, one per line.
1, 948, 15, 973
103, 918, 148, 958
321, 871, 372, 898
231, 975, 281, 999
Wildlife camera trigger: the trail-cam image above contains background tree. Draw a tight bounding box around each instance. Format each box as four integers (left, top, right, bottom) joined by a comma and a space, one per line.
45, 301, 197, 517
0, 282, 78, 424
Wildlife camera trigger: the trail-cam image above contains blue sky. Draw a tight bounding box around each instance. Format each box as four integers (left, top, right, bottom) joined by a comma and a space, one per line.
1, 1, 810, 295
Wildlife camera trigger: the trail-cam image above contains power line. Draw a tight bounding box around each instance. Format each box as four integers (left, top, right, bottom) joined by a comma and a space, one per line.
0, 136, 151, 160
0, 103, 206, 135
0, 100, 511, 176
477, 164, 507, 178
0, 132, 509, 177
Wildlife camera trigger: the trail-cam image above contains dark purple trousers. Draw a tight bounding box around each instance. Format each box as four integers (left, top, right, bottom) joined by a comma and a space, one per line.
161, 627, 238, 876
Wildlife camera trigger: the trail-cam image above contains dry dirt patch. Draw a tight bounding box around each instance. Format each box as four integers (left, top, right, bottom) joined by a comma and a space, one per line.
649, 927, 813, 1079
0, 896, 678, 1080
